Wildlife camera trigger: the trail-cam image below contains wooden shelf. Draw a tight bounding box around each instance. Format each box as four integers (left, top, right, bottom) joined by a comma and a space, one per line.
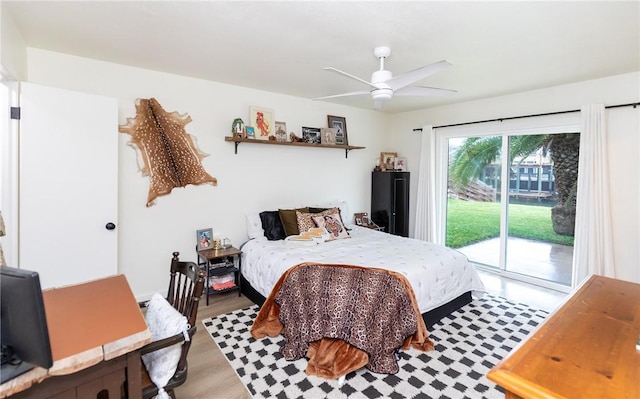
224, 136, 365, 158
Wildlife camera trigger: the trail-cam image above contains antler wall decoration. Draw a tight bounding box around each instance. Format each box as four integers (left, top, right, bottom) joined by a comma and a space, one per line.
119, 98, 217, 207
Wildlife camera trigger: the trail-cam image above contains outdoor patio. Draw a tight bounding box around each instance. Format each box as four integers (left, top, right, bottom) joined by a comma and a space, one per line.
458, 237, 573, 286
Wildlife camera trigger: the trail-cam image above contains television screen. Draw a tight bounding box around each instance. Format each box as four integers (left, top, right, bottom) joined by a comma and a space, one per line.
1, 266, 53, 383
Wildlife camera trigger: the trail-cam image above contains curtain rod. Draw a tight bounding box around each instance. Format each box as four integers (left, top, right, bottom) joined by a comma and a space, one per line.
412, 102, 639, 132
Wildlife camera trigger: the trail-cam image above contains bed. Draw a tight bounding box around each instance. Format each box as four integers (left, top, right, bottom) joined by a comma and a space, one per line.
240, 216, 485, 328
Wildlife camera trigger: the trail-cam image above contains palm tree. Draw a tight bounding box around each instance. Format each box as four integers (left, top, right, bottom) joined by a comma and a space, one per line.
449, 133, 580, 236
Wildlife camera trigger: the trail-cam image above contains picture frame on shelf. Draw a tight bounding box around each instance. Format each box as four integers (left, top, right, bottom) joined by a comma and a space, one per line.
249, 106, 275, 141
320, 127, 336, 145
327, 115, 348, 145
302, 127, 321, 144
196, 228, 213, 251
246, 126, 255, 139
380, 152, 398, 171
274, 121, 287, 142
396, 157, 407, 171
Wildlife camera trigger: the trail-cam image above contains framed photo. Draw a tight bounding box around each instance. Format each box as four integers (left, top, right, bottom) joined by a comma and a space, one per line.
196, 228, 213, 251
320, 127, 336, 145
301, 127, 321, 144
396, 157, 407, 171
327, 115, 348, 146
274, 121, 287, 142
380, 152, 398, 171
249, 106, 275, 141
246, 126, 255, 139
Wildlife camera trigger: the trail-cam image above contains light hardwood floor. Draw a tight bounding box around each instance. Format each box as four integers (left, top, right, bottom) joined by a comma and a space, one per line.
174, 274, 568, 399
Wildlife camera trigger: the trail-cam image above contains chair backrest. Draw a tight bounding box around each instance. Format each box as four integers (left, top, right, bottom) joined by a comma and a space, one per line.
166, 251, 206, 370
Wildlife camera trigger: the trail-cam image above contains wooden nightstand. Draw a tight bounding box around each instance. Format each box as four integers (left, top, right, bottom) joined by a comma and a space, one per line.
196, 246, 242, 305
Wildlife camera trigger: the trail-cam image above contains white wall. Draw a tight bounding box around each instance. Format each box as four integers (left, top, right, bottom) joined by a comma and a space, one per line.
389, 72, 640, 284
24, 48, 389, 299
0, 4, 26, 80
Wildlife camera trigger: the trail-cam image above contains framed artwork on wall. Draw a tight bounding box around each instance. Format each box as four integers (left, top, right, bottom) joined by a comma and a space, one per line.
327, 115, 348, 145
246, 126, 255, 139
196, 228, 213, 251
249, 106, 274, 140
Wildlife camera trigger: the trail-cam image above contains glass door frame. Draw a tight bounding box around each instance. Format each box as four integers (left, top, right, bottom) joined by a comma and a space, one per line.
433, 114, 580, 293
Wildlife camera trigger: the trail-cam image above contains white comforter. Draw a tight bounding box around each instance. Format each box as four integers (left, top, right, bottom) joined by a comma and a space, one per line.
241, 226, 485, 313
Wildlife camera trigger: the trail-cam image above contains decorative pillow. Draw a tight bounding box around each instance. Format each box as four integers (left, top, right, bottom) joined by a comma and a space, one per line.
308, 207, 329, 213
296, 208, 338, 233
312, 212, 350, 240
259, 211, 286, 241
279, 207, 309, 236
310, 201, 351, 227
142, 293, 189, 397
246, 212, 264, 239
284, 227, 328, 244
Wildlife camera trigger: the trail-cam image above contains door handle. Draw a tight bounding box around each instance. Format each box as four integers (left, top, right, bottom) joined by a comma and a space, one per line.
105, 222, 116, 230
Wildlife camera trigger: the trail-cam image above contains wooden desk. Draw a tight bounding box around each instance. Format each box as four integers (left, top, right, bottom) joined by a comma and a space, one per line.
0, 275, 152, 398
487, 275, 640, 399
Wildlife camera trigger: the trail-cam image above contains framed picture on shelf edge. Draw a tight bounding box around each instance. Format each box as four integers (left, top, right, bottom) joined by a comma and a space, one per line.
327, 115, 348, 145
302, 127, 321, 144
320, 127, 336, 145
249, 106, 275, 141
274, 121, 287, 142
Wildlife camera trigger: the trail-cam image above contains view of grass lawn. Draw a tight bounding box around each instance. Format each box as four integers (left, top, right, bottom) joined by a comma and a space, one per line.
446, 198, 575, 248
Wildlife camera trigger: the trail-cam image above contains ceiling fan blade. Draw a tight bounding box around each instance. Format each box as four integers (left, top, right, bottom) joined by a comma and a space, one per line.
323, 67, 378, 89
386, 60, 453, 91
313, 90, 371, 100
395, 86, 457, 97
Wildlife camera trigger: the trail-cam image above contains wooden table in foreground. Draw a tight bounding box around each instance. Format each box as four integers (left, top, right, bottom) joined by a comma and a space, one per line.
487, 275, 640, 399
0, 275, 152, 398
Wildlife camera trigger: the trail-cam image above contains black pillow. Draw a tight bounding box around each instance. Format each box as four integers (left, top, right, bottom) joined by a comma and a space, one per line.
260, 211, 286, 241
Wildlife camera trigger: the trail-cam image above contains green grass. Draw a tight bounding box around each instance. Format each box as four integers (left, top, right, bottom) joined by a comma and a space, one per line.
446, 199, 575, 248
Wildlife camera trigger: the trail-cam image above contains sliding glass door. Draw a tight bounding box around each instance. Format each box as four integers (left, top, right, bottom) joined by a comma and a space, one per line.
443, 128, 578, 291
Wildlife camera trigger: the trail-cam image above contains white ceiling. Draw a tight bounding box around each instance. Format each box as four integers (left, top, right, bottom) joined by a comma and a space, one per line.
4, 1, 639, 113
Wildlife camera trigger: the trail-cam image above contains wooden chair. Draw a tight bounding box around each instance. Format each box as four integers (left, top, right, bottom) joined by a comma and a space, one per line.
139, 251, 206, 399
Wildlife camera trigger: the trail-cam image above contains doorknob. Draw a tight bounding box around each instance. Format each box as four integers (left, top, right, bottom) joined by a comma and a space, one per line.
105, 222, 116, 230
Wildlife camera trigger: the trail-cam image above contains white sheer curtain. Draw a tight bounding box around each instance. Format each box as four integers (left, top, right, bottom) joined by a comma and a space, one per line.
572, 104, 616, 287
414, 125, 439, 242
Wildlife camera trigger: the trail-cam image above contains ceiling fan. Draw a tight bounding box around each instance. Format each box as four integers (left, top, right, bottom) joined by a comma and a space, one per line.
314, 46, 456, 110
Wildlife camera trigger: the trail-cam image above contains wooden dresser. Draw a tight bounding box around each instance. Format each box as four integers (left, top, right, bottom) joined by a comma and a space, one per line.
487, 275, 640, 399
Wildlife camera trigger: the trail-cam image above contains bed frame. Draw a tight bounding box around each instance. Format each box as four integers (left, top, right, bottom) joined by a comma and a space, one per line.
240, 274, 472, 329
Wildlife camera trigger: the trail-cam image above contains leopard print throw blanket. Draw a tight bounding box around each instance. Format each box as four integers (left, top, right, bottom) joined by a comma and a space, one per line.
251, 263, 434, 378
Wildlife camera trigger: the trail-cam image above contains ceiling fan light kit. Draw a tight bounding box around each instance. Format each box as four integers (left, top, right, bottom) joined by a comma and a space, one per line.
314, 46, 456, 110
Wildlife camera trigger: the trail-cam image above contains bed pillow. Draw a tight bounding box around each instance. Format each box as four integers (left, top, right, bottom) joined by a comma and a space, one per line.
308, 207, 329, 213
296, 208, 339, 233
260, 211, 286, 241
312, 211, 350, 240
279, 207, 309, 236
142, 293, 189, 395
246, 212, 264, 239
310, 201, 351, 227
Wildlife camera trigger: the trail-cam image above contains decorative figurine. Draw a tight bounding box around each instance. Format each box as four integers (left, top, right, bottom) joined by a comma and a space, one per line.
231, 118, 245, 136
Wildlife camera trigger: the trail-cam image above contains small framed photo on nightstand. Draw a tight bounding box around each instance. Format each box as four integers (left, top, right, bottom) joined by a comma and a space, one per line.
196, 228, 213, 251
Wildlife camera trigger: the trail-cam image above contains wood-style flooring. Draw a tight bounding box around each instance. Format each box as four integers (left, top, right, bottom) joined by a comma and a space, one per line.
174, 274, 567, 399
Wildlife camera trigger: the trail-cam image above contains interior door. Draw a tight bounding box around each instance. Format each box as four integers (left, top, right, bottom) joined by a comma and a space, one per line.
19, 82, 118, 289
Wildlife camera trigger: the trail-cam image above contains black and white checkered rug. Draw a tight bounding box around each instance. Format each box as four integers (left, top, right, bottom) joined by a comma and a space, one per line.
203, 294, 548, 399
